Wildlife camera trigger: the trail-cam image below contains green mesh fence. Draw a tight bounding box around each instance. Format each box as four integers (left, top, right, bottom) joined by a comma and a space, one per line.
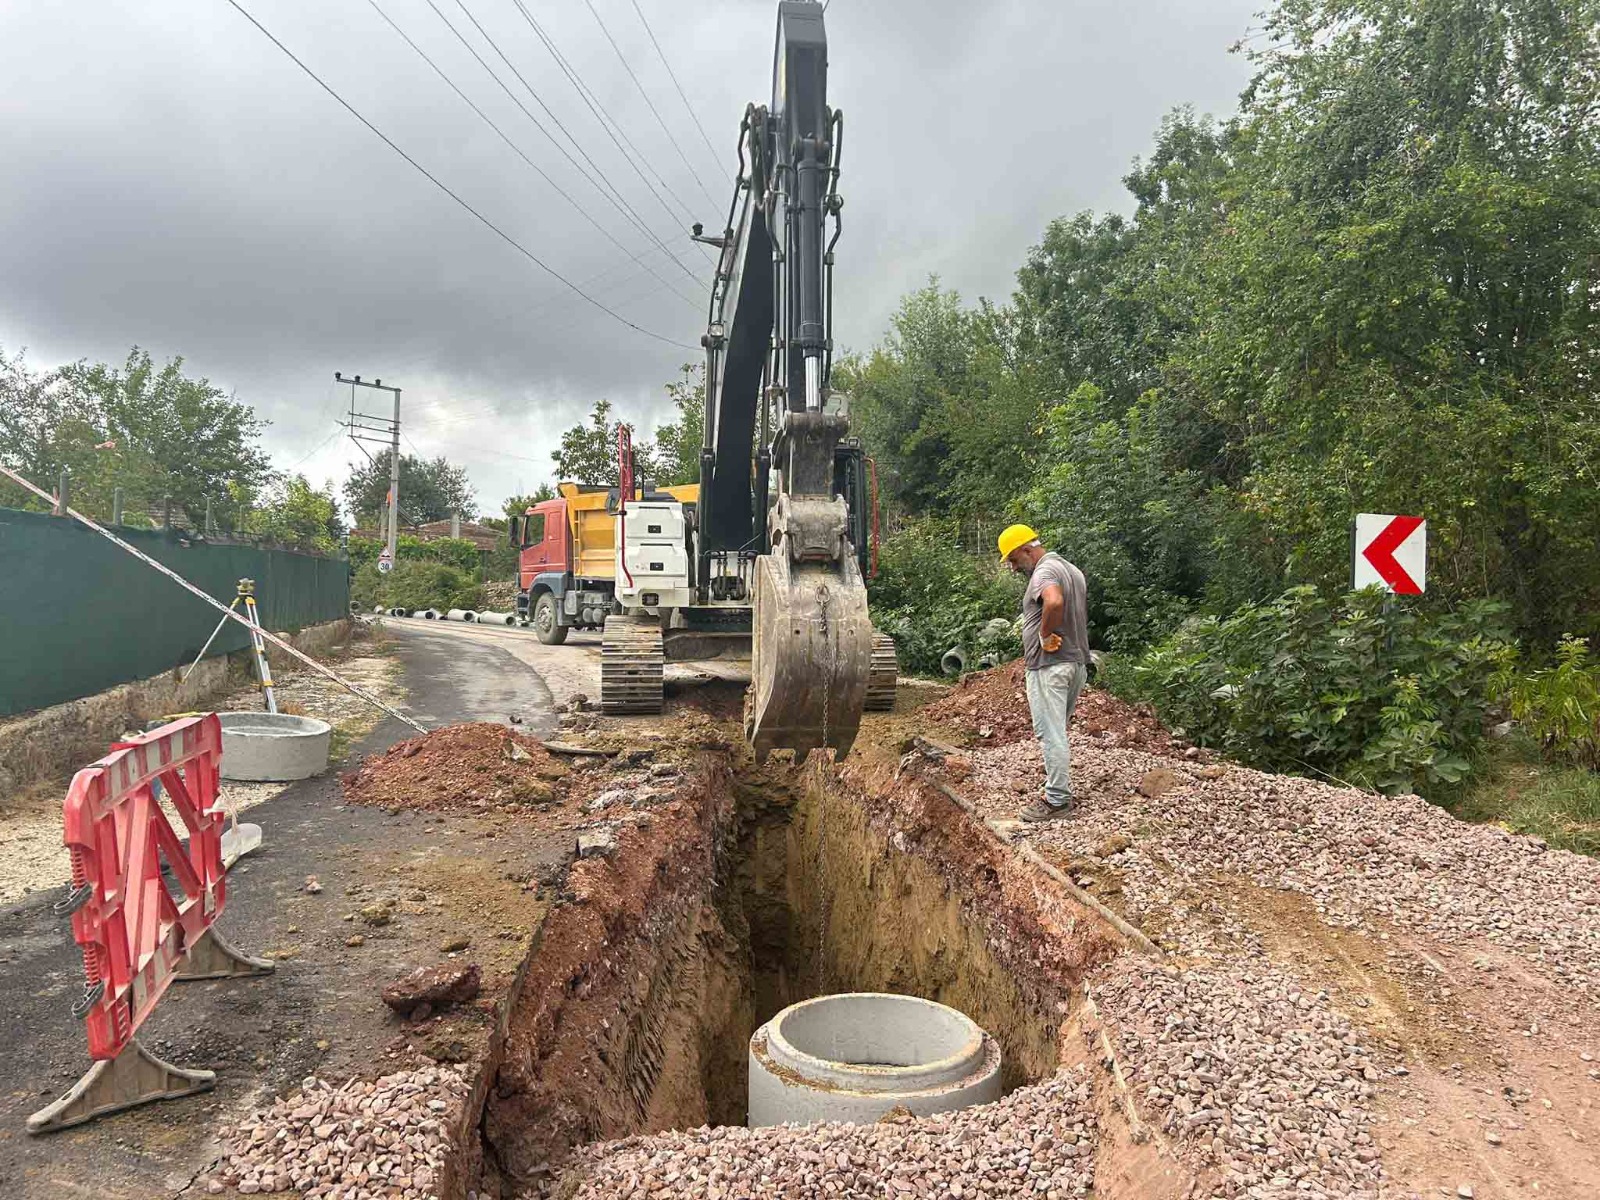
0, 507, 350, 717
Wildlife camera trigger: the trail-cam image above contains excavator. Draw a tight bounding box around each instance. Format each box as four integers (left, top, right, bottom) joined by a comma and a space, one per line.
598, 0, 890, 760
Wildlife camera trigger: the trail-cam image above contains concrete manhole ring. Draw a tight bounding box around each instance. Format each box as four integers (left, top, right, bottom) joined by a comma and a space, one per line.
218, 711, 333, 781
748, 992, 1001, 1127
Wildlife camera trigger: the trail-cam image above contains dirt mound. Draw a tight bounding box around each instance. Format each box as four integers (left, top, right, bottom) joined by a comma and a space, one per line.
343, 723, 570, 814
924, 660, 1178, 753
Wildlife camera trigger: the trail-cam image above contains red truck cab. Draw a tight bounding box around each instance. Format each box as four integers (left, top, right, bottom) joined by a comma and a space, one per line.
514, 497, 569, 588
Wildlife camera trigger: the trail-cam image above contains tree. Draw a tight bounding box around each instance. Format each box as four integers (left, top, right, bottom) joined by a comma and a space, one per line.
235, 474, 341, 553
0, 345, 273, 525
342, 453, 475, 527
835, 281, 987, 516
551, 399, 661, 486
651, 364, 705, 486
500, 485, 557, 520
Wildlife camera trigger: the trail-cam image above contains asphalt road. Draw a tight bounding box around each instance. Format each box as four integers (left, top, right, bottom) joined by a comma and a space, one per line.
0, 622, 565, 1199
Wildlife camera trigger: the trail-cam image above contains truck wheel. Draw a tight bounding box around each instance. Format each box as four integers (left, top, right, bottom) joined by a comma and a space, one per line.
533, 593, 568, 645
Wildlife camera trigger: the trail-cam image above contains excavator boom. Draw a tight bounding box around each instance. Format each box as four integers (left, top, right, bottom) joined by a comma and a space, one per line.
700, 0, 874, 759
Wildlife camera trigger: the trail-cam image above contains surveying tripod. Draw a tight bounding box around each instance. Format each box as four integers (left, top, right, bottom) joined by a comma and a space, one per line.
182, 578, 277, 712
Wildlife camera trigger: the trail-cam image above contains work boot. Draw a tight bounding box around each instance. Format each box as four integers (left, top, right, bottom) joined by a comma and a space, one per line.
1019, 797, 1071, 823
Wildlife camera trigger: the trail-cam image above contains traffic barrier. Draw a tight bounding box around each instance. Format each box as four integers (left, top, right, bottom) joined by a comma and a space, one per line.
27, 714, 275, 1133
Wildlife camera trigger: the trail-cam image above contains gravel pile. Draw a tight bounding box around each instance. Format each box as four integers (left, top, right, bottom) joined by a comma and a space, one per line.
1094, 958, 1384, 1199
560, 1070, 1097, 1199
202, 1066, 469, 1197
973, 738, 1600, 1000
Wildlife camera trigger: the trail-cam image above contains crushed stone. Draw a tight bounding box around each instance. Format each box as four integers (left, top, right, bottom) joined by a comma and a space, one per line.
560, 1068, 1097, 1199
969, 739, 1600, 1000
204, 1066, 468, 1198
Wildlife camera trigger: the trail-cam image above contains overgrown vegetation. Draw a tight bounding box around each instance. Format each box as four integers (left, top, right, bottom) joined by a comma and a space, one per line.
866, 519, 1021, 675
349, 534, 487, 612
851, 0, 1600, 812
1504, 638, 1600, 770
1455, 734, 1600, 856
1104, 588, 1515, 795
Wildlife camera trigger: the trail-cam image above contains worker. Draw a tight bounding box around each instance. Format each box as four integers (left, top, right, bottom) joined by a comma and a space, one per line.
997, 525, 1090, 822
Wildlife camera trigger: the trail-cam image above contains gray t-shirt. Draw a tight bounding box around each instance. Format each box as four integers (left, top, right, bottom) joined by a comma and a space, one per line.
1021, 552, 1089, 670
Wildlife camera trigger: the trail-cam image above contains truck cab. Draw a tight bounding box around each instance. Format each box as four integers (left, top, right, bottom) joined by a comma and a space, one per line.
508, 484, 618, 644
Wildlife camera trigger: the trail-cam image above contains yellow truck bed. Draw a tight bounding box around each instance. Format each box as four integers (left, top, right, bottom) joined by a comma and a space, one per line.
560, 481, 698, 582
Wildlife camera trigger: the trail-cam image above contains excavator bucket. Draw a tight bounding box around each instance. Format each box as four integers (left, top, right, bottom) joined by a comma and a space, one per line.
746, 550, 874, 761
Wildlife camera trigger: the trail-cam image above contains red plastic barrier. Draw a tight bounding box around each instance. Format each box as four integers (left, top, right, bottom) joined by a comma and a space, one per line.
62, 714, 227, 1060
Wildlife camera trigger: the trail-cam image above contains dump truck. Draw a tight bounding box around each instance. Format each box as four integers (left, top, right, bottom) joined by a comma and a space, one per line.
509, 479, 698, 645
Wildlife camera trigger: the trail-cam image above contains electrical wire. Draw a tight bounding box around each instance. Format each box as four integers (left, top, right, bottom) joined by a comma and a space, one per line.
583, 0, 718, 209
628, 0, 725, 184
285, 425, 345, 472
509, 0, 709, 238
220, 0, 695, 351
367, 0, 698, 309
438, 0, 702, 284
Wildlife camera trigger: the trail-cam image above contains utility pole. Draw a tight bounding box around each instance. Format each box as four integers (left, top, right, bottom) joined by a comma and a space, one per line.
337, 372, 403, 573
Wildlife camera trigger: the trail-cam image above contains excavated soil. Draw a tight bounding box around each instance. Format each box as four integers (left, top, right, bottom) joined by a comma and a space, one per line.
343, 724, 577, 817
924, 662, 1181, 754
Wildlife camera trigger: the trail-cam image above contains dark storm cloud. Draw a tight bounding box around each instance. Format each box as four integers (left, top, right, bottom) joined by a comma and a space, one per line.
0, 0, 1255, 507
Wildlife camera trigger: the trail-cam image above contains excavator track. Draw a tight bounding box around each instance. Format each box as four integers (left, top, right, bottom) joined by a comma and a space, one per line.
864, 631, 898, 712
601, 615, 664, 715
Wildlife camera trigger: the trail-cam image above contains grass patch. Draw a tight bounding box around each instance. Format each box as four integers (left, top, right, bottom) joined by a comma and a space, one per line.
1451, 732, 1600, 856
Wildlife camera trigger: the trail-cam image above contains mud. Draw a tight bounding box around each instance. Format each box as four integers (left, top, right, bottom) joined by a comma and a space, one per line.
467, 745, 1110, 1197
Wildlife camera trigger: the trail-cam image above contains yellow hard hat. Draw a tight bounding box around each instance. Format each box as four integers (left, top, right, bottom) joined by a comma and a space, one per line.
997, 523, 1039, 562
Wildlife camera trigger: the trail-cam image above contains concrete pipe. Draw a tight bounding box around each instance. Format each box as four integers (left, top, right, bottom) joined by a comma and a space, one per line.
476, 611, 516, 625
218, 712, 332, 781
445, 608, 475, 622
982, 617, 1013, 640
371, 604, 384, 614
977, 652, 1000, 670
749, 993, 1001, 1128
388, 606, 412, 618
941, 646, 967, 676
418, 608, 440, 620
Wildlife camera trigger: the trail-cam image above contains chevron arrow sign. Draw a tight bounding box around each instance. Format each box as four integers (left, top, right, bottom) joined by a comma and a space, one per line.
1354, 513, 1426, 595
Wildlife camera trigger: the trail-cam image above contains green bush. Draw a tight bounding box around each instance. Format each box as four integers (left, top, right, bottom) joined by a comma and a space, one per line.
350, 559, 483, 612
867, 518, 1022, 675
1506, 636, 1600, 769
1106, 586, 1516, 795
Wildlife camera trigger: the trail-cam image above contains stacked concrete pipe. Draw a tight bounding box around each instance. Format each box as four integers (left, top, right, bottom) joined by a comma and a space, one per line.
748, 994, 1001, 1127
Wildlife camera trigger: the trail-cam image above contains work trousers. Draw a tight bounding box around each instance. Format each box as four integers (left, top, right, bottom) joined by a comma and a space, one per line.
1025, 661, 1087, 809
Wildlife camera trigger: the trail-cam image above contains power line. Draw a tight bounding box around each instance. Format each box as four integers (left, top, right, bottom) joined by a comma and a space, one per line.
366, 0, 697, 309
628, 0, 726, 184
583, 0, 719, 210
509, 0, 710, 239
437, 0, 702, 285
221, 0, 696, 350
286, 425, 345, 472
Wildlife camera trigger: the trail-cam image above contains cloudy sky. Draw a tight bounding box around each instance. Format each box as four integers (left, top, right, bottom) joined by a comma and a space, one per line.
0, 0, 1256, 513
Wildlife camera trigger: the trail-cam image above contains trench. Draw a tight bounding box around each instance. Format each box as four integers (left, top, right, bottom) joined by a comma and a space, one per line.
468, 751, 1086, 1198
